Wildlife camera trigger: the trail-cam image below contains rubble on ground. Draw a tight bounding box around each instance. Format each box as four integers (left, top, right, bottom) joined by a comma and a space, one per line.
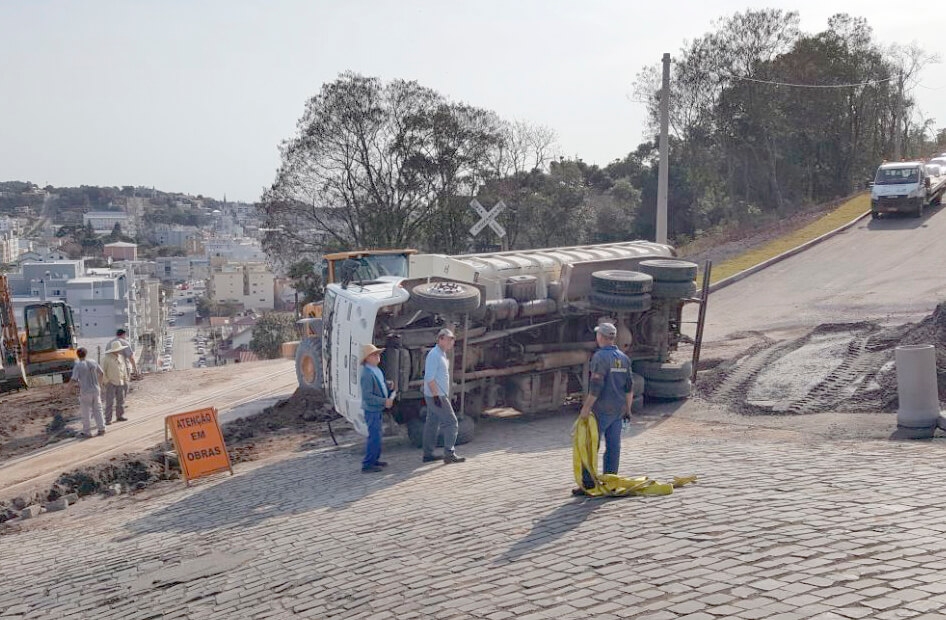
0, 388, 342, 526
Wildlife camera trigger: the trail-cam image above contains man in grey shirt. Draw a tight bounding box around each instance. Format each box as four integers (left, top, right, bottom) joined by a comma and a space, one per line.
71, 347, 106, 437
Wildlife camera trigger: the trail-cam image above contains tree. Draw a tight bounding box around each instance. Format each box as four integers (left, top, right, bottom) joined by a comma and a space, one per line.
249, 312, 297, 360
286, 259, 324, 305
260, 72, 523, 262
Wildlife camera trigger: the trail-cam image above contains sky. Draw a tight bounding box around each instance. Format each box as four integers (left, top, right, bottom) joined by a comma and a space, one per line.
3, 1, 945, 203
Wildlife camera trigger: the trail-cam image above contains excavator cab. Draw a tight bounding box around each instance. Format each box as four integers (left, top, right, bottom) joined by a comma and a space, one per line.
22, 301, 79, 378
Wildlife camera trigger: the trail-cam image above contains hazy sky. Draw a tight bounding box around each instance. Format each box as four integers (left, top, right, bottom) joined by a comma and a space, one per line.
3, 1, 945, 202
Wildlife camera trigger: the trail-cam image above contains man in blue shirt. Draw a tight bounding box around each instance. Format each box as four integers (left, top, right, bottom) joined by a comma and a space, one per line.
579, 322, 633, 478
422, 328, 466, 465
360, 344, 394, 473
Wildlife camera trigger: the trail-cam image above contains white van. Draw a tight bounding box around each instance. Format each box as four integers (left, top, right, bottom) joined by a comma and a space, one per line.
871, 161, 931, 218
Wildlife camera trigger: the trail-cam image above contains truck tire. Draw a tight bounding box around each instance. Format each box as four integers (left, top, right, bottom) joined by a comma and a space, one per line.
591, 270, 653, 295
638, 259, 699, 283
295, 337, 323, 391
915, 198, 924, 218
634, 360, 693, 382
651, 280, 698, 300
456, 415, 475, 445
631, 372, 645, 395
406, 415, 424, 449
644, 378, 692, 399
591, 292, 652, 313
412, 281, 481, 315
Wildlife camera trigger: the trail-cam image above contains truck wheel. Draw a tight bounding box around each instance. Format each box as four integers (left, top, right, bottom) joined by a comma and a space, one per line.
871, 211, 879, 219
631, 372, 645, 395
295, 337, 323, 390
406, 415, 424, 449
644, 378, 692, 399
591, 291, 652, 313
412, 281, 481, 315
591, 270, 653, 295
915, 199, 924, 218
638, 259, 699, 283
455, 415, 475, 445
634, 360, 693, 382
651, 280, 698, 300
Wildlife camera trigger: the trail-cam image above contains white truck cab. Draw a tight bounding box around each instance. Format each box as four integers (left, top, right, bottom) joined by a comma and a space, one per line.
871, 161, 930, 218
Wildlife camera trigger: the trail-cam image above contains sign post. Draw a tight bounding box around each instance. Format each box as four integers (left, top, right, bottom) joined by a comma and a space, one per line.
469, 199, 507, 250
165, 407, 233, 485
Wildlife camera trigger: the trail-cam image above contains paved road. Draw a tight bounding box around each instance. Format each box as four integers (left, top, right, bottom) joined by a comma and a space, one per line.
4, 410, 946, 619
697, 205, 946, 344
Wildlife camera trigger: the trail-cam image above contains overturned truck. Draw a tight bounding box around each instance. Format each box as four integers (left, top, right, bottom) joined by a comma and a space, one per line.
296, 241, 708, 444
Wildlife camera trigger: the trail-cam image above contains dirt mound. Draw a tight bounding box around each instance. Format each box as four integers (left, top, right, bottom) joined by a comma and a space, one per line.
223, 387, 338, 443
0, 383, 78, 462
699, 303, 946, 415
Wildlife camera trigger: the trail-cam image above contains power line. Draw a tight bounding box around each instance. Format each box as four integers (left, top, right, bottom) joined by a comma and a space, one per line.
723, 73, 894, 89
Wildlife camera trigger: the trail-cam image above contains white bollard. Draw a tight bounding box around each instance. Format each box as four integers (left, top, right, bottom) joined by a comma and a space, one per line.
895, 344, 942, 438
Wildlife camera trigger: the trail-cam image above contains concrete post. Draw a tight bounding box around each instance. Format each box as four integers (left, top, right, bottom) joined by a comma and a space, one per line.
895, 344, 943, 438
656, 53, 671, 245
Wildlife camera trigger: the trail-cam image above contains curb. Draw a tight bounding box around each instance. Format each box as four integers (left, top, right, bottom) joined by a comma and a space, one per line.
707, 210, 871, 294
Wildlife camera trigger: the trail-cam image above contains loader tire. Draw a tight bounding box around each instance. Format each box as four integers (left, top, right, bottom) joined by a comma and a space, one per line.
412, 281, 481, 315
591, 270, 653, 295
634, 360, 693, 382
638, 259, 699, 283
295, 337, 323, 391
651, 280, 698, 300
644, 378, 692, 400
590, 292, 652, 313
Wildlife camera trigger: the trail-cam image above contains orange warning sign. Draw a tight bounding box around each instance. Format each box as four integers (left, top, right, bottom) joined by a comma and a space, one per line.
165, 407, 232, 483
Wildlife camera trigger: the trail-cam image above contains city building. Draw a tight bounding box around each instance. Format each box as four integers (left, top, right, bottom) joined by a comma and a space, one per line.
6, 260, 84, 298
104, 241, 138, 262
208, 262, 275, 310
204, 237, 266, 262
150, 224, 200, 249
66, 267, 136, 339
154, 256, 211, 282
83, 211, 135, 236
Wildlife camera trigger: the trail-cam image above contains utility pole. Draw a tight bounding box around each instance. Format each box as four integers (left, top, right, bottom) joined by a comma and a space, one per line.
656, 53, 671, 245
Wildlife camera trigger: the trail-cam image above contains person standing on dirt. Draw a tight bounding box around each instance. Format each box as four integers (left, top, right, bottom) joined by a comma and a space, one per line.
102, 340, 129, 424
422, 328, 466, 465
577, 323, 633, 486
70, 347, 106, 438
359, 344, 394, 473
107, 328, 138, 386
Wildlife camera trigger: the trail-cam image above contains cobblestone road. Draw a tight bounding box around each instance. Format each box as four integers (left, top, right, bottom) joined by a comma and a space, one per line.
2, 407, 946, 619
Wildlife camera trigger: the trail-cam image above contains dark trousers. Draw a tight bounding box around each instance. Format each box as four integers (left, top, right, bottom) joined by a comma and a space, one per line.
362, 409, 382, 469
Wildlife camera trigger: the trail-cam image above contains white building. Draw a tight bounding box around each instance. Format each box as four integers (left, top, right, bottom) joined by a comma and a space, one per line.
209, 262, 275, 310
66, 267, 136, 340
154, 256, 211, 282
204, 237, 266, 262
83, 211, 135, 236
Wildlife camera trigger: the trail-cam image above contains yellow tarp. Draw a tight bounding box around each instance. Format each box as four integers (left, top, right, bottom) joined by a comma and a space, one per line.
572, 416, 697, 497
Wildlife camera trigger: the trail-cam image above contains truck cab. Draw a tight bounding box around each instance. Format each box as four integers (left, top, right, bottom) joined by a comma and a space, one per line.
871, 161, 930, 218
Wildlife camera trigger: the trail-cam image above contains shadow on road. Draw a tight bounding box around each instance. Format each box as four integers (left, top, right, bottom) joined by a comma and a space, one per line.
493, 497, 611, 563
123, 404, 677, 537
867, 202, 942, 231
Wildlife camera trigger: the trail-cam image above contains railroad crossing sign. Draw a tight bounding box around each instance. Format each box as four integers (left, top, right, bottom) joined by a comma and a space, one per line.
469, 199, 506, 238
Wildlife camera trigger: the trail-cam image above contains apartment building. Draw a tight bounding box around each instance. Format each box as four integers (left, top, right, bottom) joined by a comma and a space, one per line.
208, 262, 274, 310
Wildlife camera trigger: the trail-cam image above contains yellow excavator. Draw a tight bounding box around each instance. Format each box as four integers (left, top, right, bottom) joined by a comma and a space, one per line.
0, 274, 79, 393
